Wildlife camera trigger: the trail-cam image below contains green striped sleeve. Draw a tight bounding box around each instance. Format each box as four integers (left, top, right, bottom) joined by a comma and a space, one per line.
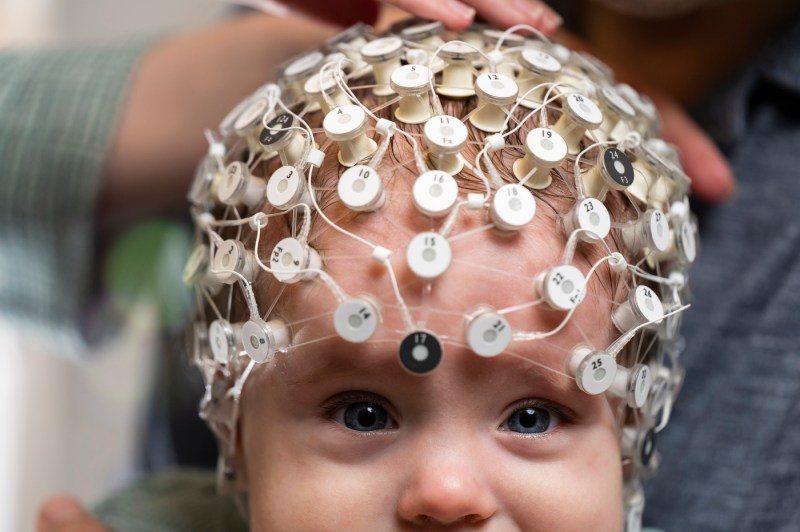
93, 469, 249, 532
0, 40, 153, 352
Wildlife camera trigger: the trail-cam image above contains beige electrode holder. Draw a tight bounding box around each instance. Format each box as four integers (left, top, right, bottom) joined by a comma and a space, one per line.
513, 127, 568, 189
304, 70, 350, 115
360, 36, 404, 96
582, 147, 636, 200
325, 22, 372, 77
597, 85, 637, 141
517, 48, 563, 108
423, 115, 469, 175
436, 41, 481, 98
217, 161, 267, 211
323, 105, 379, 167
390, 64, 434, 124
482, 29, 525, 78
282, 51, 325, 100
469, 72, 519, 133
259, 112, 306, 167
553, 93, 604, 154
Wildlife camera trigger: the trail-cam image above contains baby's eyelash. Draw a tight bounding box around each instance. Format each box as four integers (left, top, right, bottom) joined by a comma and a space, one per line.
506, 398, 577, 425
321, 391, 391, 418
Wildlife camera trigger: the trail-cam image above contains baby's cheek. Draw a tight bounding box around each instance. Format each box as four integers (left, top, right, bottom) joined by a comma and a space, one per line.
246, 454, 395, 532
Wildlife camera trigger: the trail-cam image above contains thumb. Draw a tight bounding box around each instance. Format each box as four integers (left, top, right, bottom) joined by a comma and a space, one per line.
37, 495, 108, 532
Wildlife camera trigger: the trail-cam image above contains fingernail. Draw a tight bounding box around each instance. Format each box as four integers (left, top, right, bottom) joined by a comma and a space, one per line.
448, 0, 477, 21
541, 8, 563, 33
41, 497, 85, 525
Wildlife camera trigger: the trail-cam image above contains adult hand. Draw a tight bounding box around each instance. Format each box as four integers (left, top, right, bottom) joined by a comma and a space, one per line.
36, 495, 108, 532
259, 0, 563, 32
557, 32, 735, 203
649, 91, 735, 202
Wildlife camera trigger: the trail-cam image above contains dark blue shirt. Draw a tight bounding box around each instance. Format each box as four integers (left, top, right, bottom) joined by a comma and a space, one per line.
645, 17, 800, 532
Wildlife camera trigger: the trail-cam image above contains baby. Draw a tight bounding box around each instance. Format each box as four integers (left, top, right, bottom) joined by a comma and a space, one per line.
185, 19, 695, 531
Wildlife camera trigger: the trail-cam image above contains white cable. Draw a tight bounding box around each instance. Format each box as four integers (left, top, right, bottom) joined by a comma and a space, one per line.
492, 24, 551, 54
512, 254, 616, 341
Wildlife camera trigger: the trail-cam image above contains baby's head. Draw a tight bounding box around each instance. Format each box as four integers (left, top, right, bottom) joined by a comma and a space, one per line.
184, 20, 695, 532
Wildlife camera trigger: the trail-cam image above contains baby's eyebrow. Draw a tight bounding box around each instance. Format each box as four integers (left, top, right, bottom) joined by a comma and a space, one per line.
282, 334, 578, 397
281, 337, 403, 386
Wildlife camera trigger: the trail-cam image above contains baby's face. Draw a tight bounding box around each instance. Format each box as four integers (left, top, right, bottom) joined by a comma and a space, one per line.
239, 184, 623, 531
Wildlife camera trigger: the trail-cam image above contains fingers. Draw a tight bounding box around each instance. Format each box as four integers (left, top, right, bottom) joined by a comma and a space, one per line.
264, 0, 563, 34
36, 495, 108, 532
385, 0, 475, 30
461, 0, 563, 33
556, 31, 735, 203
386, 0, 562, 32
651, 93, 735, 202
261, 0, 381, 28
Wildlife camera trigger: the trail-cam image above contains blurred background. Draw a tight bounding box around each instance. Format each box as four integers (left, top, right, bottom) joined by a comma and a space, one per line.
0, 1, 229, 530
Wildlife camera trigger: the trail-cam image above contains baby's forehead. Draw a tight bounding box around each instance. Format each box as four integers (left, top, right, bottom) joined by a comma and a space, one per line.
283, 202, 615, 369
280, 324, 581, 399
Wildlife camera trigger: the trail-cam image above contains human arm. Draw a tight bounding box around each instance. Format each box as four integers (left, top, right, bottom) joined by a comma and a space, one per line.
98, 13, 336, 223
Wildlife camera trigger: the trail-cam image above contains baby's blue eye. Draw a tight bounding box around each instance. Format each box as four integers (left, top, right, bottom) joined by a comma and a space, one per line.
506, 407, 552, 434
343, 402, 390, 432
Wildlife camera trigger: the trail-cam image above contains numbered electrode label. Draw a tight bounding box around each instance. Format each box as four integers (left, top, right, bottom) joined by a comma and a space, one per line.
631, 285, 664, 324
338, 165, 385, 211
676, 219, 698, 264
267, 165, 305, 209
424, 115, 468, 152
571, 198, 611, 241
574, 351, 617, 395
323, 104, 367, 139
600, 147, 635, 190
564, 93, 604, 128
526, 128, 568, 166
629, 364, 652, 409
334, 297, 381, 343
646, 209, 671, 252
209, 319, 236, 364
520, 48, 561, 74
259, 112, 295, 148
217, 162, 249, 204
475, 72, 518, 102
270, 238, 319, 283
490, 184, 536, 231
242, 319, 275, 363
466, 311, 512, 358
390, 64, 431, 93
399, 331, 443, 374
234, 97, 270, 132
213, 239, 249, 284
406, 232, 452, 280
412, 170, 459, 217
540, 265, 586, 311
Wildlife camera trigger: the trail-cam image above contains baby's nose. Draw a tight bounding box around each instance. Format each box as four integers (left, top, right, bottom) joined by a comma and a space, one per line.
395, 443, 498, 526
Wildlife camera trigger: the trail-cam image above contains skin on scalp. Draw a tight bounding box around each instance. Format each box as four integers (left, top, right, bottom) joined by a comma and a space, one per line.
236, 140, 626, 529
